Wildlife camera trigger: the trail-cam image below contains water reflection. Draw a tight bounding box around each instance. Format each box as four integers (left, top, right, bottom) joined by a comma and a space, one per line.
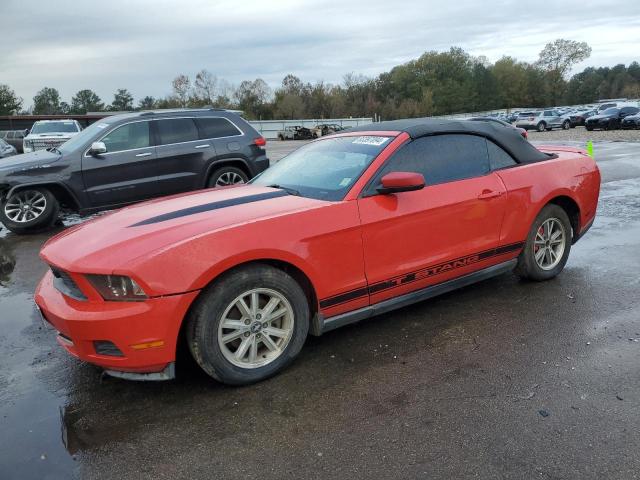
0, 238, 16, 285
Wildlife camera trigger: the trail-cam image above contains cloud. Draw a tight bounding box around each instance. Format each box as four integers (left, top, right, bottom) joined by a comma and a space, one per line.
2, 0, 639, 106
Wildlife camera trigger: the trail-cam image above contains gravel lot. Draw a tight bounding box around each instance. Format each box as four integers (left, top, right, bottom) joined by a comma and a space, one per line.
527, 125, 640, 143
1, 140, 640, 480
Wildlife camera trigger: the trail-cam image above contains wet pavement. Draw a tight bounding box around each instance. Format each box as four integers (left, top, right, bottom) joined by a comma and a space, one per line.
1, 141, 639, 479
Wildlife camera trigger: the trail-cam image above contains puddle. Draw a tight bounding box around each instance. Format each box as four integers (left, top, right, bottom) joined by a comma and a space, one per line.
0, 292, 79, 479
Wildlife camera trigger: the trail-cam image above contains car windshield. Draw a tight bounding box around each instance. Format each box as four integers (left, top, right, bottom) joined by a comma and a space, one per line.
57, 121, 113, 154
30, 121, 79, 134
0, 138, 9, 148
252, 135, 392, 201
602, 108, 620, 115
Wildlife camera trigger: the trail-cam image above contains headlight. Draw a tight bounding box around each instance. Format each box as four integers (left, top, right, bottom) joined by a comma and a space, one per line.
86, 274, 147, 301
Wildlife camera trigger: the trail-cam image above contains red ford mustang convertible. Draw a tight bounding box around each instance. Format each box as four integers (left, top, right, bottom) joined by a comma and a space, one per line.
35, 119, 600, 385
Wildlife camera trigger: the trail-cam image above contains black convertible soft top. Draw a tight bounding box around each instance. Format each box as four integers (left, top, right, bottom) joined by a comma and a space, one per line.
348, 118, 553, 164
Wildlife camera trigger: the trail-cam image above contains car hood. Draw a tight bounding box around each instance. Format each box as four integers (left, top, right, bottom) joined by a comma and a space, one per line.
40, 185, 329, 273
0, 149, 61, 171
25, 132, 78, 140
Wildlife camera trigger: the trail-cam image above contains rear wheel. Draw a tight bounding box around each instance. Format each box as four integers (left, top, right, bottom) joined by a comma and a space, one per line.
562, 120, 571, 130
0, 187, 59, 234
537, 122, 546, 132
186, 264, 310, 385
207, 166, 249, 188
515, 204, 572, 281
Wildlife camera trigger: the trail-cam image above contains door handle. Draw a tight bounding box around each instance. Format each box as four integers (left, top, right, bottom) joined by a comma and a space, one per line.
194, 144, 210, 149
477, 189, 503, 200
135, 152, 152, 157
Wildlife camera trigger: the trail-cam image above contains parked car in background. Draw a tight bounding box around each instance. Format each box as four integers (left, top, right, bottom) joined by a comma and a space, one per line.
0, 138, 17, 158
277, 125, 315, 140
585, 106, 640, 130
3, 130, 28, 153
621, 112, 640, 129
313, 123, 346, 137
516, 110, 565, 132
468, 116, 528, 139
23, 120, 83, 153
0, 109, 268, 234
566, 110, 596, 126
34, 118, 600, 385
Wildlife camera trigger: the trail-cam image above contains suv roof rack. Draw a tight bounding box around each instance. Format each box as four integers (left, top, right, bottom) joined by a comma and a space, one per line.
138, 108, 229, 116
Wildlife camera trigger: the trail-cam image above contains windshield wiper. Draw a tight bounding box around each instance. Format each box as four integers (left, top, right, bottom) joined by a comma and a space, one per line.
47, 146, 62, 154
266, 184, 301, 196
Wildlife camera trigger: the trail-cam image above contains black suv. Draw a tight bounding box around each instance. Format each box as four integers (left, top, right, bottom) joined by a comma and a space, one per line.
0, 109, 269, 234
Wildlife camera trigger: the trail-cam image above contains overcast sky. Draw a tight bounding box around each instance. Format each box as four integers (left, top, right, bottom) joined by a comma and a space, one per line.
3, 0, 640, 107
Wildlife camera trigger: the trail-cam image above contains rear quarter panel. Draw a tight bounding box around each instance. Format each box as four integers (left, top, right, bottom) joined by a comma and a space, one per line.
496, 149, 600, 245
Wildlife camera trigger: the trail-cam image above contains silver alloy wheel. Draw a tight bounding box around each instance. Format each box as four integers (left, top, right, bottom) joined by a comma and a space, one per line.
4, 190, 47, 223
533, 218, 566, 270
216, 171, 245, 187
218, 288, 294, 369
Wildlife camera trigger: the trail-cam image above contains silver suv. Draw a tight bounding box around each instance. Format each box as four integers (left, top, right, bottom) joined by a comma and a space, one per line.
515, 110, 566, 132
23, 120, 82, 153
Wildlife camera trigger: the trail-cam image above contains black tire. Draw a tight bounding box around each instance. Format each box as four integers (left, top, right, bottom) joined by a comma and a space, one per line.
586, 125, 593, 131
0, 187, 59, 234
562, 120, 571, 130
514, 204, 572, 281
537, 122, 546, 132
206, 166, 249, 188
186, 264, 310, 385
278, 135, 285, 141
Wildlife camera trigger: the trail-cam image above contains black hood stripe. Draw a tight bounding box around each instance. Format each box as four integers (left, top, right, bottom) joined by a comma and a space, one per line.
129, 190, 289, 227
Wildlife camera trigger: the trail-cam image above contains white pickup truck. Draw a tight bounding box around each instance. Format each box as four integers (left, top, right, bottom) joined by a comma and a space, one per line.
23, 120, 82, 153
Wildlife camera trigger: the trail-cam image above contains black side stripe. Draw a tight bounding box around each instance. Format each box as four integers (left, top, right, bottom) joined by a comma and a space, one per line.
130, 190, 289, 227
319, 241, 524, 309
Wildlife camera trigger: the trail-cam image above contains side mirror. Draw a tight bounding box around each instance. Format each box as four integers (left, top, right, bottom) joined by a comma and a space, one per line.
89, 141, 107, 155
377, 172, 425, 195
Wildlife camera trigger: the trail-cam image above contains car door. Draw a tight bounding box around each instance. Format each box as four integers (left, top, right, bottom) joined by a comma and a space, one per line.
619, 107, 639, 126
543, 110, 560, 128
357, 134, 507, 305
195, 116, 245, 177
152, 117, 215, 195
81, 120, 159, 207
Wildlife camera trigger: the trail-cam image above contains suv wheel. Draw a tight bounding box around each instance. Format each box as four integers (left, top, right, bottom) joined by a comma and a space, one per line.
0, 187, 59, 234
207, 166, 249, 188
186, 264, 310, 385
562, 120, 571, 130
515, 204, 572, 281
536, 122, 546, 132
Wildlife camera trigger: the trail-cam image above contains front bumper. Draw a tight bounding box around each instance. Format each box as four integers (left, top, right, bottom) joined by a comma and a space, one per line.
34, 269, 199, 376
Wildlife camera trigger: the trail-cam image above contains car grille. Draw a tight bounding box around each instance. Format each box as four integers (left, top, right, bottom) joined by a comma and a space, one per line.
50, 267, 87, 301
26, 138, 68, 151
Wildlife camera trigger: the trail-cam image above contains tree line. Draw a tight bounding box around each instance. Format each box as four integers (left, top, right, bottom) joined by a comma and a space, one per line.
1, 39, 639, 120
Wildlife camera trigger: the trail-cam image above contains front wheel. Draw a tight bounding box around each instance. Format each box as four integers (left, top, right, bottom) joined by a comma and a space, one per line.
515, 204, 572, 281
186, 264, 310, 385
537, 122, 546, 132
207, 166, 249, 188
562, 120, 571, 130
0, 187, 59, 234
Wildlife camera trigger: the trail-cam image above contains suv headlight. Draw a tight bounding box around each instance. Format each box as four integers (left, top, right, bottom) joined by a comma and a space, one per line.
86, 275, 147, 301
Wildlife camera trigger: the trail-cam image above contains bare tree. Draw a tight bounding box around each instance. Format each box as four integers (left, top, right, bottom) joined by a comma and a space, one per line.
171, 75, 191, 107
194, 69, 218, 105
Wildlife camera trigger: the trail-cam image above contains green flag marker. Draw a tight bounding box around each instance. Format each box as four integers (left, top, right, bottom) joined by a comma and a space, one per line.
586, 140, 594, 158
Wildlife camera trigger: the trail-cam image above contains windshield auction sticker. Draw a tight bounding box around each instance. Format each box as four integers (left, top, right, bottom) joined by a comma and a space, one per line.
352, 136, 390, 146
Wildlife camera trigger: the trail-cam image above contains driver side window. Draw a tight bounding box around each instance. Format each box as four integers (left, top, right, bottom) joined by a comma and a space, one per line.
101, 122, 150, 153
